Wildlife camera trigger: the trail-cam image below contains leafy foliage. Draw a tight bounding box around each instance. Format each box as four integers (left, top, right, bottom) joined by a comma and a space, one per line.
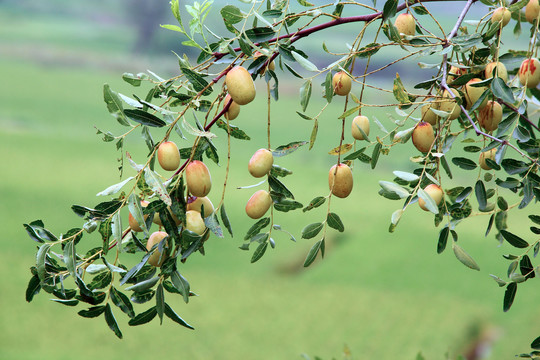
24, 0, 540, 356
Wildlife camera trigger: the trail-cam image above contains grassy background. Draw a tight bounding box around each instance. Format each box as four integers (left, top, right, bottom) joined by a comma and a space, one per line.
1, 2, 538, 359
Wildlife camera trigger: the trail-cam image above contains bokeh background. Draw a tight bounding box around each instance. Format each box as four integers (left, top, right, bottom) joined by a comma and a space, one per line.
1, 1, 538, 359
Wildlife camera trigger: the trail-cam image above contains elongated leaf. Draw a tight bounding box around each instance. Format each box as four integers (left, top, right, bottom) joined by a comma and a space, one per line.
503, 282, 517, 312
268, 176, 294, 199
36, 243, 51, 283
300, 80, 312, 112
393, 171, 419, 182
110, 287, 135, 318
379, 181, 409, 199
244, 217, 270, 240
327, 213, 344, 232
128, 306, 157, 326
51, 299, 79, 307
491, 77, 515, 103
304, 240, 323, 267
328, 143, 353, 155
382, 0, 398, 21
164, 303, 194, 329
475, 180, 487, 210
452, 242, 480, 271
531, 335, 540, 350
417, 188, 438, 214
292, 51, 318, 72
78, 305, 106, 318
456, 186, 472, 203
26, 275, 41, 302
171, 271, 190, 304
104, 84, 130, 126
124, 109, 166, 127
302, 222, 324, 239
272, 141, 307, 157
144, 169, 172, 206
303, 196, 326, 212
125, 277, 160, 293
128, 194, 147, 235
452, 157, 477, 170
63, 240, 76, 280
251, 242, 268, 263
437, 227, 449, 254
500, 229, 529, 248
220, 205, 233, 237
371, 143, 381, 169
156, 283, 165, 324
96, 177, 134, 196
104, 304, 123, 339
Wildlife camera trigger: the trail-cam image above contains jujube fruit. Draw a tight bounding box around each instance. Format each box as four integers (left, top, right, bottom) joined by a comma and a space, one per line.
147, 231, 169, 267
248, 149, 274, 178
436, 89, 461, 120
421, 104, 438, 125
351, 115, 370, 140
245, 190, 273, 219
185, 160, 212, 197
525, 0, 540, 23
478, 101, 503, 132
394, 13, 415, 39
185, 210, 206, 235
157, 141, 180, 171
484, 62, 508, 82
225, 66, 256, 105
332, 71, 352, 96
328, 163, 353, 198
186, 196, 214, 218
464, 78, 487, 110
491, 7, 511, 27
519, 58, 540, 88
412, 121, 435, 153
223, 94, 240, 121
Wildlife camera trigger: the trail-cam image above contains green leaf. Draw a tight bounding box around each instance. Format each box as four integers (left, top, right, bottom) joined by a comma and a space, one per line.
245, 27, 275, 42
273, 199, 303, 212
103, 84, 130, 126
302, 222, 324, 239
529, 215, 540, 225
24, 221, 57, 243
110, 287, 135, 318
371, 143, 382, 169
272, 141, 307, 157
417, 188, 438, 214
96, 177, 135, 196
104, 304, 123, 339
63, 240, 76, 280
244, 217, 270, 240
379, 181, 409, 199
437, 227, 449, 254
26, 275, 41, 302
180, 67, 211, 94
456, 186, 472, 203
216, 120, 251, 140
304, 240, 323, 267
382, 0, 398, 21
300, 80, 312, 112
303, 196, 326, 212
128, 306, 157, 326
124, 109, 166, 127
36, 243, 51, 284
156, 283, 165, 324
171, 271, 190, 304
452, 157, 477, 170
125, 277, 160, 293
393, 73, 410, 104
292, 51, 318, 72
78, 305, 106, 318
251, 242, 268, 263
164, 303, 194, 329
51, 299, 79, 307
356, 42, 381, 58
128, 194, 148, 235
452, 242, 480, 271
220, 5, 243, 24
144, 169, 172, 206
503, 282, 517, 312
491, 77, 515, 103
500, 230, 529, 248
531, 335, 540, 350
268, 176, 294, 199
327, 213, 344, 232
474, 180, 487, 210
325, 71, 333, 103
297, 0, 314, 6
393, 171, 419, 182
220, 204, 233, 237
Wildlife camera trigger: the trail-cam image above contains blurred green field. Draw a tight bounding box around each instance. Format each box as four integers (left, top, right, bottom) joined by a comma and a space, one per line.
1, 2, 539, 360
